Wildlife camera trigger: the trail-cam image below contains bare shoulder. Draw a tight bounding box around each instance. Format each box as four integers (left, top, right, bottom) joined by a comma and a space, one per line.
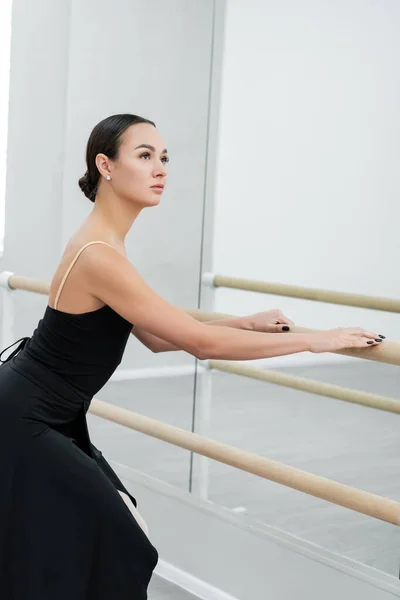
80, 242, 161, 309
78, 241, 133, 284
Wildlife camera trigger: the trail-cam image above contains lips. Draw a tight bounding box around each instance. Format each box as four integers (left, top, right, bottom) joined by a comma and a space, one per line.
151, 185, 164, 190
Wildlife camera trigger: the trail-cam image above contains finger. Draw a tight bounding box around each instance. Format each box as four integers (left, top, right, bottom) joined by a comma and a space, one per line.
355, 330, 381, 340
266, 324, 291, 333
353, 338, 383, 348
346, 328, 381, 339
275, 316, 293, 325
274, 317, 294, 325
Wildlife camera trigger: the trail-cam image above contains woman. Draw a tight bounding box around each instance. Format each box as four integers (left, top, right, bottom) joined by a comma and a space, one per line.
0, 114, 384, 599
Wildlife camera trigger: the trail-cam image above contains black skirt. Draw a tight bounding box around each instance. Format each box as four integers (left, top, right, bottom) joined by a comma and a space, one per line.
0, 353, 158, 599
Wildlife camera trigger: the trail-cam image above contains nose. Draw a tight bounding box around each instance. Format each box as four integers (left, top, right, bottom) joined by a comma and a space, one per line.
153, 159, 167, 178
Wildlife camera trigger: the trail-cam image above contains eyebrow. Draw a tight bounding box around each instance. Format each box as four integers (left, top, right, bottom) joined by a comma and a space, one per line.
135, 144, 168, 153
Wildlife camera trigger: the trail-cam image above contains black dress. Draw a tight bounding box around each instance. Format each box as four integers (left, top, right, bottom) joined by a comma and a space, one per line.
0, 246, 158, 599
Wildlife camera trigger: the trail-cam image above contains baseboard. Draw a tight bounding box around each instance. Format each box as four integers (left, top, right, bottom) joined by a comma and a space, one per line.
155, 559, 240, 600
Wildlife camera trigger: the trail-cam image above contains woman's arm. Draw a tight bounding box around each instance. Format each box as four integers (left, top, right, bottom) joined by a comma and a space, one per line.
132, 315, 248, 353
82, 245, 382, 360
132, 309, 295, 353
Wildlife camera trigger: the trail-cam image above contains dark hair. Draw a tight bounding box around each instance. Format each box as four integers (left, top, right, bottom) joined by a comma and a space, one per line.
78, 113, 156, 202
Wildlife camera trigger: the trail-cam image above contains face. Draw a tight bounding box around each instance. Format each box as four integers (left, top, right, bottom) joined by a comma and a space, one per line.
96, 122, 169, 207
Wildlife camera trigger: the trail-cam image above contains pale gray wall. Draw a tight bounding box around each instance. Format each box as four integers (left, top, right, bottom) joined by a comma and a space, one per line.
1, 0, 71, 335
213, 0, 400, 368
2, 0, 217, 373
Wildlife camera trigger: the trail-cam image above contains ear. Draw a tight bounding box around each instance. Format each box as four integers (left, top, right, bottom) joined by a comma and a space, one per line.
95, 153, 112, 179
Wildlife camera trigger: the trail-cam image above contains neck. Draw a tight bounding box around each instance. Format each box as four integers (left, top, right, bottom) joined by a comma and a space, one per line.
88, 190, 143, 243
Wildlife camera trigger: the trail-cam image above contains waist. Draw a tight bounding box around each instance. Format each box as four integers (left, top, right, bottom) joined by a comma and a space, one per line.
10, 351, 92, 411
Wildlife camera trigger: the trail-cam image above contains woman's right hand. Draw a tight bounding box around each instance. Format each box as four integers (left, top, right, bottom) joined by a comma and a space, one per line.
309, 328, 384, 353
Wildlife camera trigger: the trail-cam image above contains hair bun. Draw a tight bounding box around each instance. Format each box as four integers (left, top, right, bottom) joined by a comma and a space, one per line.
78, 173, 96, 202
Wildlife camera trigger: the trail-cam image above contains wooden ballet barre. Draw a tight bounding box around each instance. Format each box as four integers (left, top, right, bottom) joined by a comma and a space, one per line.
89, 399, 400, 526
209, 361, 400, 414
3, 274, 400, 366
7, 275, 50, 295
7, 273, 400, 314
203, 273, 400, 313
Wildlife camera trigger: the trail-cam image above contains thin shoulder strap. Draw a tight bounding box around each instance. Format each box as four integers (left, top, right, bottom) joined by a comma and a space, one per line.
54, 240, 115, 309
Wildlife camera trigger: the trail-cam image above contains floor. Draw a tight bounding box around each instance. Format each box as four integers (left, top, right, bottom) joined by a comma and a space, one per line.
87, 359, 400, 594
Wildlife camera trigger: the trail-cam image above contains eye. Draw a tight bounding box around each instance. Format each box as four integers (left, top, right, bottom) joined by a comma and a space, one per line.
161, 156, 170, 164
139, 152, 151, 160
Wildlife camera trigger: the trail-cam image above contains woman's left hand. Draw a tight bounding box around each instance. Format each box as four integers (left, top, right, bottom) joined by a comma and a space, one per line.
243, 309, 294, 333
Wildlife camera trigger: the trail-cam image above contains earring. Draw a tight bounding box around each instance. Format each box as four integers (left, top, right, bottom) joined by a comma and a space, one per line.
106, 175, 111, 181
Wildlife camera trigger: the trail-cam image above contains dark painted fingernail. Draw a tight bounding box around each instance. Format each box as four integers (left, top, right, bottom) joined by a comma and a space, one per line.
375, 339, 382, 342
366, 341, 374, 344
282, 326, 290, 331
379, 335, 386, 339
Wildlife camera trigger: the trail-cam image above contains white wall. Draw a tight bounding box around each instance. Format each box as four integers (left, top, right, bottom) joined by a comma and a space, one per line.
213, 0, 400, 367
6, 0, 400, 373
2, 0, 218, 372
0, 0, 16, 254
1, 0, 71, 335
